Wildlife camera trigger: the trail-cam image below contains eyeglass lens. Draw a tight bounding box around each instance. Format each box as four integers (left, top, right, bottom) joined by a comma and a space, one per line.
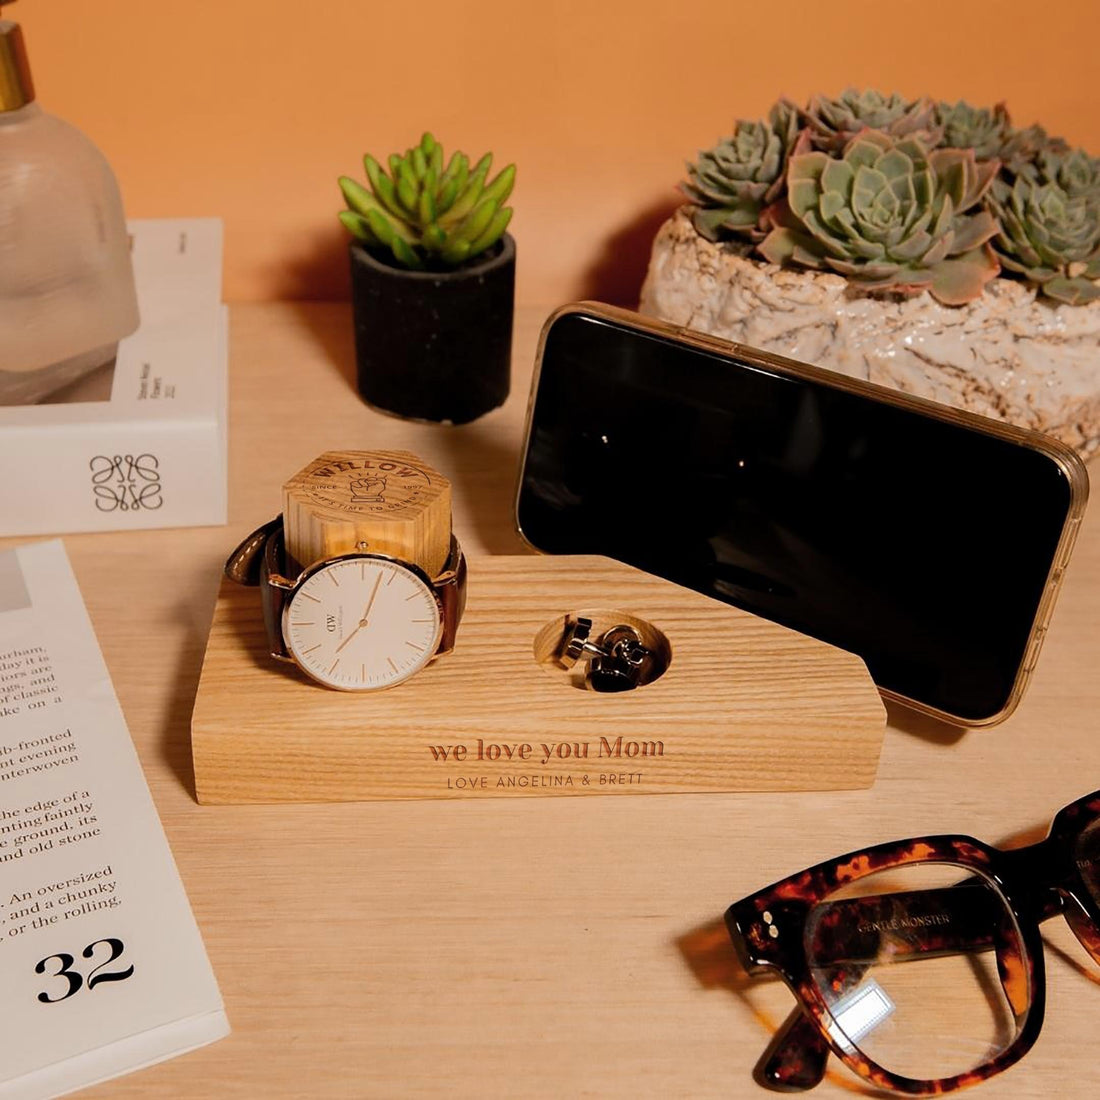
803, 863, 1031, 1082
1065, 820, 1100, 963
1075, 821, 1100, 905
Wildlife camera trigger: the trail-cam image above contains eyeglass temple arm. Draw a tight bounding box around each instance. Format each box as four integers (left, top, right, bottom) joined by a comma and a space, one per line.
755, 1007, 830, 1091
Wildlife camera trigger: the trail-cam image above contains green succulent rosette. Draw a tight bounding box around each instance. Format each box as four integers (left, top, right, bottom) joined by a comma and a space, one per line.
801, 89, 942, 154
682, 101, 800, 244
987, 171, 1100, 305
338, 132, 515, 271
1036, 147, 1100, 201
935, 100, 1010, 160
997, 123, 1071, 181
758, 129, 1001, 305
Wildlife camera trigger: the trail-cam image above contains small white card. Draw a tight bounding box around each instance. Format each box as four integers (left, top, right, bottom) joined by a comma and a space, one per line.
0, 540, 228, 1098
831, 979, 895, 1042
128, 218, 224, 327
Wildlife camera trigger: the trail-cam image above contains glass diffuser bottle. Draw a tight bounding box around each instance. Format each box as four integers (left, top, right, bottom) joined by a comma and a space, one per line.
0, 2, 138, 404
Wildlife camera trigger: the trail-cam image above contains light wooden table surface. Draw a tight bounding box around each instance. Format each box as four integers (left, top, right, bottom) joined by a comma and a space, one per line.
12, 303, 1098, 1099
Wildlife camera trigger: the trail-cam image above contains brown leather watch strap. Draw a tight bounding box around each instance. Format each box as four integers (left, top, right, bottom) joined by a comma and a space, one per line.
224, 516, 290, 659
259, 524, 292, 658
434, 537, 467, 655
224, 516, 281, 586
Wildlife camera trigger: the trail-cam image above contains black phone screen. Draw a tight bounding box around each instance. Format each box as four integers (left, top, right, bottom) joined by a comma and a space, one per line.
517, 311, 1077, 723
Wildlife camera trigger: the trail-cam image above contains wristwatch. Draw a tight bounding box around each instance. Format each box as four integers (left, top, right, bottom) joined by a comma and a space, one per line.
225, 516, 466, 691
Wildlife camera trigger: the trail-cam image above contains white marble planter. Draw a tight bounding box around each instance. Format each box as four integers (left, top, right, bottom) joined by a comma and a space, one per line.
639, 209, 1100, 459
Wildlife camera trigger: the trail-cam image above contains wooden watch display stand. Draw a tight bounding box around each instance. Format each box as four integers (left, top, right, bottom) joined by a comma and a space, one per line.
191, 553, 885, 804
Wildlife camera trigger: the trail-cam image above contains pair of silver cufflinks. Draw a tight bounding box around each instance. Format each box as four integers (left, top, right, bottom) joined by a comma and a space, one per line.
557, 616, 656, 692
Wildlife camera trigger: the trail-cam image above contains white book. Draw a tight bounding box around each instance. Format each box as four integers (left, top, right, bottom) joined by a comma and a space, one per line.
0, 540, 228, 1098
0, 218, 228, 537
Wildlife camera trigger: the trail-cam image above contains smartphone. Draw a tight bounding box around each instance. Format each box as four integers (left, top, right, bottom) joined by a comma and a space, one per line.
515, 303, 1089, 727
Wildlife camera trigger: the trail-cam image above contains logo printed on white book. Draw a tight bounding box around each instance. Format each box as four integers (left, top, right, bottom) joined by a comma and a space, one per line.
89, 454, 163, 513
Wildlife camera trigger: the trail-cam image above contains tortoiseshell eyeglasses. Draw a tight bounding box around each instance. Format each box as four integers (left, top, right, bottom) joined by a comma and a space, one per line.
725, 791, 1100, 1095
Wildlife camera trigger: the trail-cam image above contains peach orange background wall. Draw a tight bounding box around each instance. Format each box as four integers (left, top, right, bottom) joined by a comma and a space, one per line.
17, 0, 1100, 304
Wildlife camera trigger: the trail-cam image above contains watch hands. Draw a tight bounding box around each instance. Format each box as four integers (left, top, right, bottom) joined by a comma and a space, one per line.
334, 573, 384, 654
360, 572, 384, 625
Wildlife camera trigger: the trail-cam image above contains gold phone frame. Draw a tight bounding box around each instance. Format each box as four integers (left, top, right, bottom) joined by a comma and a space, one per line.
514, 302, 1090, 729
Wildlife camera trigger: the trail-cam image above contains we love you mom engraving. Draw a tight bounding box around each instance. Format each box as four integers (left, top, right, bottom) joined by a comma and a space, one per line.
426, 735, 666, 793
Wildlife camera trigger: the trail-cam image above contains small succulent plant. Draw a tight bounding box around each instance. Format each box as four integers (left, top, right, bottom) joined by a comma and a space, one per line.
681, 102, 800, 245
801, 89, 941, 154
759, 130, 1000, 305
935, 100, 1010, 161
988, 172, 1100, 305
339, 133, 515, 270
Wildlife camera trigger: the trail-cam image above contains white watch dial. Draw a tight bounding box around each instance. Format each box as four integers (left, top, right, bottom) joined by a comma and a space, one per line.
283, 557, 442, 690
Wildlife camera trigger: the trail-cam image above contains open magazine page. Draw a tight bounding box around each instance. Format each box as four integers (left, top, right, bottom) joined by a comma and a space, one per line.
0, 541, 227, 1099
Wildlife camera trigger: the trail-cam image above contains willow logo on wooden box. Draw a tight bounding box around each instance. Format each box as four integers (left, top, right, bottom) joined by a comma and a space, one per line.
291, 452, 436, 519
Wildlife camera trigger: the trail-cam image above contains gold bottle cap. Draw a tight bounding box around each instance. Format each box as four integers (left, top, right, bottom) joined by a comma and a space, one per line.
1, 10, 35, 113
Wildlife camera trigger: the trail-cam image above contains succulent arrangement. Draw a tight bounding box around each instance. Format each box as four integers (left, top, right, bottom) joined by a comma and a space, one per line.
683, 91, 1100, 306
339, 133, 515, 271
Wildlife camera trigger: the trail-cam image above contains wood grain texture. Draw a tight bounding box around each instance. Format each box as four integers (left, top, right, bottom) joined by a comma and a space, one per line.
191, 556, 884, 803
282, 448, 451, 575
3, 303, 1097, 1100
